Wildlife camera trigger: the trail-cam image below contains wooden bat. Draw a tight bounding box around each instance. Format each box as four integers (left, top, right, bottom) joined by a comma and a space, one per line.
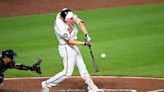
88, 46, 100, 73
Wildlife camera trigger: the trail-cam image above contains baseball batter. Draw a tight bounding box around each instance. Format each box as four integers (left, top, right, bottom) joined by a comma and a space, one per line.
41, 8, 104, 92
0, 49, 42, 85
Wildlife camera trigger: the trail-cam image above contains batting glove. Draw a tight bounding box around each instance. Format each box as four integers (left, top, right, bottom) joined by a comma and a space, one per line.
85, 34, 91, 42
84, 41, 92, 47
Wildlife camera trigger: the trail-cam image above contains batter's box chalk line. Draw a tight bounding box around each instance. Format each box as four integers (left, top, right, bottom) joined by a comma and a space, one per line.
147, 89, 164, 92
57, 89, 137, 92
57, 89, 86, 92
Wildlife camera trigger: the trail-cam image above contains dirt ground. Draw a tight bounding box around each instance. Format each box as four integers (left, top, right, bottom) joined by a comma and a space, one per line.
1, 0, 164, 92
1, 76, 164, 92
0, 0, 164, 17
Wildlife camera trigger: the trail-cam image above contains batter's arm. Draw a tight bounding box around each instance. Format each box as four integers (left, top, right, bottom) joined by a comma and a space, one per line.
78, 21, 89, 35
68, 38, 91, 46
77, 21, 91, 42
68, 38, 85, 46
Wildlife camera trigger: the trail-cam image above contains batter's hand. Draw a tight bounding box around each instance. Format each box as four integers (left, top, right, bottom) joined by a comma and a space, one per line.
84, 41, 92, 47
85, 34, 91, 41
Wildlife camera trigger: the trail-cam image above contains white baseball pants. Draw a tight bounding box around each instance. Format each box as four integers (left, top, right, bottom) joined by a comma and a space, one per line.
44, 45, 96, 89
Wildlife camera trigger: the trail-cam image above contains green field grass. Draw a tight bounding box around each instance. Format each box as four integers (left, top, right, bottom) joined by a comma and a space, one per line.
0, 3, 164, 78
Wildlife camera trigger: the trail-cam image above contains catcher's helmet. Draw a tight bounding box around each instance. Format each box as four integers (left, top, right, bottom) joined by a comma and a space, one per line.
2, 49, 16, 59
60, 8, 72, 20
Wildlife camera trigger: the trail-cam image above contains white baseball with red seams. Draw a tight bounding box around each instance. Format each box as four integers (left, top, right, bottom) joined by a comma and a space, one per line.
41, 10, 102, 92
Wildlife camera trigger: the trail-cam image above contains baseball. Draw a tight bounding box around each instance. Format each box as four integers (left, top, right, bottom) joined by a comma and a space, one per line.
101, 53, 106, 58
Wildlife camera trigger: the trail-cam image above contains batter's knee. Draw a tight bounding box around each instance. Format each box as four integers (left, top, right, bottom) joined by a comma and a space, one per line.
62, 69, 73, 77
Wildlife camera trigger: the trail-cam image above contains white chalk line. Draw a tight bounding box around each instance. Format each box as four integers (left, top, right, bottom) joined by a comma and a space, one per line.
104, 89, 137, 92
147, 89, 164, 92
57, 89, 137, 92
56, 89, 86, 92
4, 76, 164, 80
5, 76, 164, 92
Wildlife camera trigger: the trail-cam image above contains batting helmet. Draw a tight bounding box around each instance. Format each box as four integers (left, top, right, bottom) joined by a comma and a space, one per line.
60, 8, 73, 20
1, 49, 16, 59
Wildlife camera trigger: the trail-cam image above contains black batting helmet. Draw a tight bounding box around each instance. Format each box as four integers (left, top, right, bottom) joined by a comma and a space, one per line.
1, 49, 16, 59
60, 8, 71, 19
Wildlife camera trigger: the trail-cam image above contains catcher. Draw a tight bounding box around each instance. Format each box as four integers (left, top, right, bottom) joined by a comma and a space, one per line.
0, 49, 42, 84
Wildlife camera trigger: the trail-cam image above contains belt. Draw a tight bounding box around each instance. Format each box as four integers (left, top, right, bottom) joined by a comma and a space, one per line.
59, 43, 67, 45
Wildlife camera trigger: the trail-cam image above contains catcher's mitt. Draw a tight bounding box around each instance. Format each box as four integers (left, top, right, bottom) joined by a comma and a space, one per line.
31, 58, 42, 74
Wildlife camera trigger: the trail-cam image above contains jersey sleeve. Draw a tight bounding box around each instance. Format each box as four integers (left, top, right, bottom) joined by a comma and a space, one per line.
73, 14, 83, 24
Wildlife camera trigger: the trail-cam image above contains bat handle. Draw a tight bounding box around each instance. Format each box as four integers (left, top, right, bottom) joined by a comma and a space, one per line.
88, 45, 91, 49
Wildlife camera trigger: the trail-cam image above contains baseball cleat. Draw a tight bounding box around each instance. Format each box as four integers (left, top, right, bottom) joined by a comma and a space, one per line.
41, 81, 49, 92
88, 85, 104, 92
90, 88, 104, 92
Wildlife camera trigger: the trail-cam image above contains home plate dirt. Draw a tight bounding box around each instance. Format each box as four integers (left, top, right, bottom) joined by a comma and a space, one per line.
0, 0, 164, 92
0, 76, 164, 92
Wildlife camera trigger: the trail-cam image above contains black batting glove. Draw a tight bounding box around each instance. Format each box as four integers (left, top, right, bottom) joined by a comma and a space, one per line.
84, 41, 92, 47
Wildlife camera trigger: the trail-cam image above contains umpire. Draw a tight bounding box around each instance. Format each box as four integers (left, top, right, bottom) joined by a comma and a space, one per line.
0, 49, 41, 84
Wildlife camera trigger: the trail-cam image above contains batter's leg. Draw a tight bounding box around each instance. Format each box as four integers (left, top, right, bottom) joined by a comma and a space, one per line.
41, 46, 76, 92
75, 49, 99, 91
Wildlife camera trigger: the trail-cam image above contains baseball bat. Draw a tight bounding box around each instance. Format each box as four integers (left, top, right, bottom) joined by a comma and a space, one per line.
88, 46, 100, 73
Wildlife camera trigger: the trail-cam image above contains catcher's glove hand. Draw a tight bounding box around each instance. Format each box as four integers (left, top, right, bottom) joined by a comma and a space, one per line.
31, 58, 42, 74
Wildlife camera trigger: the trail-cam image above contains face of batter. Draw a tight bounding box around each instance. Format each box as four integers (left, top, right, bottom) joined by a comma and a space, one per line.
65, 18, 75, 25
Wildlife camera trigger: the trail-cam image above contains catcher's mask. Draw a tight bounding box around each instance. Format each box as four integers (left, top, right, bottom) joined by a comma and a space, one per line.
60, 8, 74, 20
2, 49, 17, 59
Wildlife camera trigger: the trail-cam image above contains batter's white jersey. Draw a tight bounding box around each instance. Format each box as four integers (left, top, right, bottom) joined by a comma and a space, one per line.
42, 12, 99, 92
54, 13, 81, 45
